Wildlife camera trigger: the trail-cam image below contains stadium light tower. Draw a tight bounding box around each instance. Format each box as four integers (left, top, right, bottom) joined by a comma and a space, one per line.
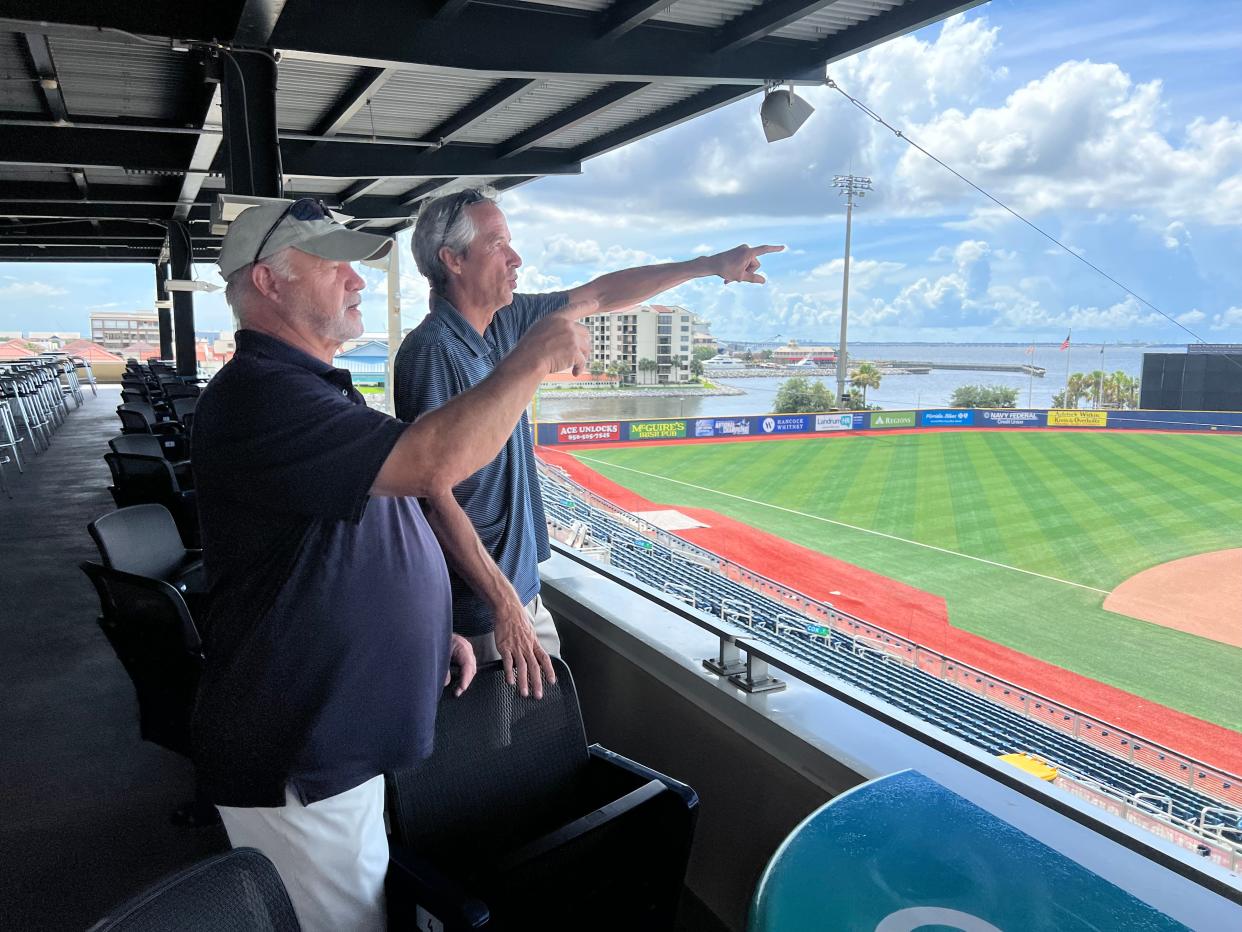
832, 174, 872, 408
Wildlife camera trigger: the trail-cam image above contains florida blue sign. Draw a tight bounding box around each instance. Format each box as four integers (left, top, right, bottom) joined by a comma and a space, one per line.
921, 409, 974, 427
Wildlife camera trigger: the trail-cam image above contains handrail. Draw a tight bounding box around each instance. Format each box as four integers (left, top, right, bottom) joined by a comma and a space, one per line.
540, 463, 1242, 804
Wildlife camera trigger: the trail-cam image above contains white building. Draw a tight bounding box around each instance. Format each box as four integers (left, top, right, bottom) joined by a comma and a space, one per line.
583, 304, 693, 384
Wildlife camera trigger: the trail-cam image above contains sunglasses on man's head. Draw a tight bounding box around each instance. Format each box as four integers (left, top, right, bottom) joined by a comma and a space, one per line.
438, 189, 486, 257
253, 198, 329, 266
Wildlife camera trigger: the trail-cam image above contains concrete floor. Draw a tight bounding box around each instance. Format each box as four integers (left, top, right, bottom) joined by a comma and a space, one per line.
0, 387, 226, 930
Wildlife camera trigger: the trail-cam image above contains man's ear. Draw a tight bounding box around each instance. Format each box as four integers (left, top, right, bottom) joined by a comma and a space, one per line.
251, 262, 281, 302
438, 245, 463, 278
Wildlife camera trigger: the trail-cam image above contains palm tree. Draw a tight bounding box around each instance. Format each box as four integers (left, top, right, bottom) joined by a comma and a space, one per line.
851, 362, 882, 407
637, 357, 658, 385
606, 361, 626, 386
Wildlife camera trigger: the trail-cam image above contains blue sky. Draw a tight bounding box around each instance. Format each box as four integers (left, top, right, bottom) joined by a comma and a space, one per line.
3, 0, 1241, 345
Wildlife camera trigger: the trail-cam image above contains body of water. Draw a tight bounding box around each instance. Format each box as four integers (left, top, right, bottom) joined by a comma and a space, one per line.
535, 343, 1184, 422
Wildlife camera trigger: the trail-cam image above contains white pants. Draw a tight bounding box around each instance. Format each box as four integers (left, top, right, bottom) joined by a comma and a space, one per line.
467, 593, 561, 663
217, 775, 388, 932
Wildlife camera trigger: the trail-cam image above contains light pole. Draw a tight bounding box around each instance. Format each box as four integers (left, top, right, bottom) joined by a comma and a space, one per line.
833, 174, 872, 409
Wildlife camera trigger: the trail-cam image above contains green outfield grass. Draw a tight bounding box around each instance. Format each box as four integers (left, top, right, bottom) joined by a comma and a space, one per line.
573, 432, 1242, 731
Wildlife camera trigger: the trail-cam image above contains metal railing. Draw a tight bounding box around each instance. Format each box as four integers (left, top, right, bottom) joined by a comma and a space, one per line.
539, 463, 1242, 812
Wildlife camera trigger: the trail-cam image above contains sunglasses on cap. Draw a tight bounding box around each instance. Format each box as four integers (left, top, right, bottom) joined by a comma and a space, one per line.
253, 198, 329, 266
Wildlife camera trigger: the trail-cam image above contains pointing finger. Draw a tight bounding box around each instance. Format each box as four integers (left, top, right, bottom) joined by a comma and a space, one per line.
753, 244, 785, 255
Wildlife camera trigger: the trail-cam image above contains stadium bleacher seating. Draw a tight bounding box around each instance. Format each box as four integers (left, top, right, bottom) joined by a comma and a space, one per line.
539, 471, 1237, 833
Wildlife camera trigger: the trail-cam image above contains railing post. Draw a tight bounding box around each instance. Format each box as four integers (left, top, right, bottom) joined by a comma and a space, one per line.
728, 653, 786, 694
703, 637, 746, 678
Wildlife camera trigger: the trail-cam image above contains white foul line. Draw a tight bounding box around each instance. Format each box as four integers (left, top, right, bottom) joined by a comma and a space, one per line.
575, 454, 1110, 596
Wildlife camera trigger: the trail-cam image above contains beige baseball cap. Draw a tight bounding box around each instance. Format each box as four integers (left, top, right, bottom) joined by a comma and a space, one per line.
217, 199, 392, 279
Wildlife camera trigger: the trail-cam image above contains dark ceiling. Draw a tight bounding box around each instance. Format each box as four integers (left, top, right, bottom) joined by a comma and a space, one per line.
0, 0, 981, 263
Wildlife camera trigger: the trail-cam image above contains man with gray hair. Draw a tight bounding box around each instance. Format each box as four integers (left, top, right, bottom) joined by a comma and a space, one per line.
192, 198, 588, 931
395, 187, 781, 697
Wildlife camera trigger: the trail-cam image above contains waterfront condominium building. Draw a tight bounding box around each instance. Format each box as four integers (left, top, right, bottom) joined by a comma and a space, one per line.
584, 303, 693, 384
89, 311, 160, 351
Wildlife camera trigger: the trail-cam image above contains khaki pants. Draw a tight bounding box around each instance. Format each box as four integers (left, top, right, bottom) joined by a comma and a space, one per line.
466, 593, 561, 663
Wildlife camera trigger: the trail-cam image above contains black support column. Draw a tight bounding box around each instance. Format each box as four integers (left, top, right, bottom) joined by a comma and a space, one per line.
154, 261, 173, 361
168, 222, 197, 377
220, 48, 282, 197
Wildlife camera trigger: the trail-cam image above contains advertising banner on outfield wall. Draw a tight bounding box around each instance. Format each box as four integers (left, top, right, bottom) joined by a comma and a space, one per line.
1047, 409, 1108, 427
871, 411, 917, 429
979, 410, 1045, 427
816, 413, 855, 431
921, 409, 974, 427
555, 422, 621, 444
759, 415, 810, 434
627, 420, 688, 440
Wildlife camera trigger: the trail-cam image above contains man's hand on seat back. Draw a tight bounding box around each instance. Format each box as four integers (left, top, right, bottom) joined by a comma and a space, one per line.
493, 594, 555, 700
446, 634, 477, 697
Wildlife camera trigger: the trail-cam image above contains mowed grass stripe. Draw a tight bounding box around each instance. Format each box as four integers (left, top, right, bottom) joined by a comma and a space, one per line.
1015, 436, 1157, 586
573, 433, 1242, 728
1048, 437, 1203, 574
1096, 438, 1242, 565
940, 433, 1008, 565
989, 433, 1124, 584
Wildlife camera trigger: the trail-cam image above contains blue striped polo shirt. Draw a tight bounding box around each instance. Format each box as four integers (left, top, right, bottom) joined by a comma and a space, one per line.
394, 291, 568, 636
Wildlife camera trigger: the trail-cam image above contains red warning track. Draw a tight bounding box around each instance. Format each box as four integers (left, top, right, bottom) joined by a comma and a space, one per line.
539, 445, 1242, 776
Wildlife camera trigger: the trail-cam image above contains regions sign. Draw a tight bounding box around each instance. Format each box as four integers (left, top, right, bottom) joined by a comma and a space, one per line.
921, 409, 974, 427
1047, 409, 1108, 427
871, 411, 917, 429
980, 410, 1044, 427
815, 413, 854, 432
760, 415, 809, 434
556, 422, 620, 444
627, 420, 687, 440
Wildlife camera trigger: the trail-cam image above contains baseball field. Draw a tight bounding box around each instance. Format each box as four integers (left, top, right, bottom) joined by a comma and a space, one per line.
567, 430, 1242, 734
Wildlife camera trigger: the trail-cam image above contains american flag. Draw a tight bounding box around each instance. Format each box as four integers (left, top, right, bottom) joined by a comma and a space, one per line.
1023, 344, 1035, 356
1059, 332, 1071, 351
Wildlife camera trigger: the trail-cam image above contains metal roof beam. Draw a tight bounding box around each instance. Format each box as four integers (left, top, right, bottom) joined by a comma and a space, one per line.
596, 1, 669, 42
273, 1, 824, 85
425, 78, 534, 144
433, 0, 473, 20
0, 7, 245, 44
340, 178, 389, 205
279, 138, 580, 179
496, 82, 648, 158
714, 0, 844, 54
396, 178, 453, 208
0, 125, 195, 172
312, 66, 400, 137
22, 33, 70, 123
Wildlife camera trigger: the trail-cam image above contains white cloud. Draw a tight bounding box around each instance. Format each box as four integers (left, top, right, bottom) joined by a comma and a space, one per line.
1211, 307, 1242, 330
1176, 309, 1206, 325
1162, 220, 1190, 249
896, 59, 1242, 225
0, 281, 67, 298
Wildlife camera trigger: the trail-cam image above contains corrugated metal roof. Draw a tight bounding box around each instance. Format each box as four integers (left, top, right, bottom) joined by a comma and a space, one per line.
0, 33, 45, 114
451, 77, 613, 145
551, 82, 708, 149
518, 0, 612, 14
654, 0, 763, 30
772, 0, 908, 42
339, 67, 500, 139
50, 36, 189, 122
277, 58, 367, 133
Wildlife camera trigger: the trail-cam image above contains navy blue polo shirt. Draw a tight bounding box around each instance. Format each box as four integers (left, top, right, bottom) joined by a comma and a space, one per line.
393, 291, 568, 636
191, 329, 451, 808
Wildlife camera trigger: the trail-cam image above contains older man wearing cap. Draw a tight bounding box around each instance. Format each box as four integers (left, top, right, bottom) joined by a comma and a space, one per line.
190, 198, 588, 931
395, 187, 780, 695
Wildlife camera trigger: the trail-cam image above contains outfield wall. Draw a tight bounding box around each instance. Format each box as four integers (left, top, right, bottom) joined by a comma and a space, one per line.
535, 407, 1242, 445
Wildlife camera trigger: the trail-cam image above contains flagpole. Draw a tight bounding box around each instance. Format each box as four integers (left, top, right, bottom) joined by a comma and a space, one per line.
1027, 340, 1035, 408
1095, 342, 1105, 408
1063, 329, 1072, 407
